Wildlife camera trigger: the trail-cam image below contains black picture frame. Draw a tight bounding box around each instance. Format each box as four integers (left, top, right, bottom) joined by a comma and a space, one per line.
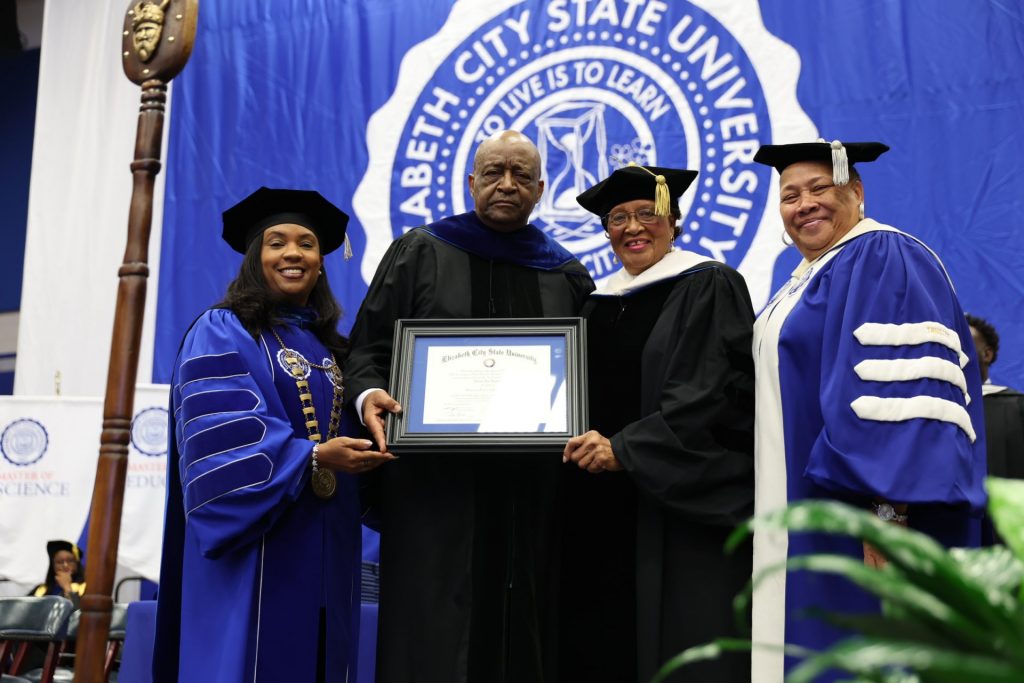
385, 317, 588, 453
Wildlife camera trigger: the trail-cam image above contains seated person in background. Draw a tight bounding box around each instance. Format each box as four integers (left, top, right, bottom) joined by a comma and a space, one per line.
967, 313, 1024, 543
23, 540, 85, 671
29, 540, 85, 608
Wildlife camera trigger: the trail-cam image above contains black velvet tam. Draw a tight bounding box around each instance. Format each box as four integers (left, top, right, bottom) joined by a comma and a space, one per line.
221, 187, 349, 254
753, 141, 889, 173
576, 165, 698, 218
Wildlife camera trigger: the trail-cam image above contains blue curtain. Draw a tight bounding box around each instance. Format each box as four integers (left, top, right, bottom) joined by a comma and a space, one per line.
155, 0, 1024, 389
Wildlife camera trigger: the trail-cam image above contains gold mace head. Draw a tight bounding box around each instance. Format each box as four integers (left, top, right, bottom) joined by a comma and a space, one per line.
130, 0, 170, 62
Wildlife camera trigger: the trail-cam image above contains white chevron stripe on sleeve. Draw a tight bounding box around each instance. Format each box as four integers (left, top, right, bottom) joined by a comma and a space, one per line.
853, 321, 969, 368
850, 395, 976, 442
853, 357, 970, 404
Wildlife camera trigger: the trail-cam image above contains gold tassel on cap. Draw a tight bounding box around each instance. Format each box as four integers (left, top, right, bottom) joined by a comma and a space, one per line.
343, 234, 353, 261
629, 162, 672, 216
653, 175, 670, 216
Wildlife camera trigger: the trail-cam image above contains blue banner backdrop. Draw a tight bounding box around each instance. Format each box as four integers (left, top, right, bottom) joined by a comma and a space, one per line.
154, 0, 1024, 390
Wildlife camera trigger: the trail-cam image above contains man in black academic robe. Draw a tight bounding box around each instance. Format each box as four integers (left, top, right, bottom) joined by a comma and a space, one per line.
346, 130, 594, 683
968, 314, 1024, 544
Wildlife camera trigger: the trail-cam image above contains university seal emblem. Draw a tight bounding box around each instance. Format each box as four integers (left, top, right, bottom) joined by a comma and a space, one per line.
130, 406, 169, 457
356, 0, 814, 300
1, 418, 49, 467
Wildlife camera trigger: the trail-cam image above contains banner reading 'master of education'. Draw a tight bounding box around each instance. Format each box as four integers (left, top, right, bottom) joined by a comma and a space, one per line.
150, 0, 1024, 386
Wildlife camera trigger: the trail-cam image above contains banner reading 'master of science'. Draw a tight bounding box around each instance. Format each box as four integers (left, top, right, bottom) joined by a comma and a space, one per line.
0, 386, 169, 584
152, 0, 1024, 388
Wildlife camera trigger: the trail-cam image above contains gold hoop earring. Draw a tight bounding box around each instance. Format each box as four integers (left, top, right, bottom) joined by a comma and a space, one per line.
781, 231, 794, 247
603, 231, 610, 240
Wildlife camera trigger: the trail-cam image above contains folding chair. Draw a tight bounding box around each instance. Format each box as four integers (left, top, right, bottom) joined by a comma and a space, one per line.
19, 611, 77, 683
0, 597, 73, 683
102, 604, 128, 681
20, 603, 127, 683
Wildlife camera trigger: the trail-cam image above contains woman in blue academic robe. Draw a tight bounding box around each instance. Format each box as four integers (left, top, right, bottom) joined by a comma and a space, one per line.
749, 141, 986, 683
153, 187, 395, 683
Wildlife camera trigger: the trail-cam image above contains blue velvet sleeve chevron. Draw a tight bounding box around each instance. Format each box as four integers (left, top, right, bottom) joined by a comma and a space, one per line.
799, 231, 987, 510
171, 309, 311, 558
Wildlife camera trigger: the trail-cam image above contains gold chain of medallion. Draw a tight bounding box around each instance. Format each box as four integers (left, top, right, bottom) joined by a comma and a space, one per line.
270, 328, 343, 499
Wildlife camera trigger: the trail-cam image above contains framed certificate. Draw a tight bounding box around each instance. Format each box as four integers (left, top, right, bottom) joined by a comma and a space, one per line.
385, 318, 588, 453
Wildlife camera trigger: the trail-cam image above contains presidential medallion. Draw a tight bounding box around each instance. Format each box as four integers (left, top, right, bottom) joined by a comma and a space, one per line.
312, 467, 337, 499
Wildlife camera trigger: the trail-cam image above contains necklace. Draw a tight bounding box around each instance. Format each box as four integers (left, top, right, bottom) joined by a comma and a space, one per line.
270, 327, 343, 499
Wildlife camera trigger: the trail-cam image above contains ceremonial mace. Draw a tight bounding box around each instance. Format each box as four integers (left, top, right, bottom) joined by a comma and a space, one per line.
74, 2, 197, 680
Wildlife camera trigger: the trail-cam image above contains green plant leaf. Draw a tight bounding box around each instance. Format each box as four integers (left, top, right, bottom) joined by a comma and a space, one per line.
949, 544, 1024, 595
729, 501, 1022, 647
774, 554, 997, 652
835, 673, 920, 683
733, 552, 1012, 660
785, 638, 1024, 683
650, 638, 812, 683
987, 478, 1024, 564
804, 609, 969, 651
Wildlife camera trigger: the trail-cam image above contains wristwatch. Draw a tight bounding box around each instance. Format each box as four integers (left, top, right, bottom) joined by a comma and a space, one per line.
872, 501, 908, 523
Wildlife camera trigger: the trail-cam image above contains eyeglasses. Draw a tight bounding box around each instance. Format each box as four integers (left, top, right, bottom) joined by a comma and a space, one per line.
54, 558, 78, 567
605, 208, 661, 228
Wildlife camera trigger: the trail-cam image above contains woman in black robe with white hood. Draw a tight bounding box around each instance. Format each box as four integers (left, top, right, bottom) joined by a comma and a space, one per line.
561, 164, 755, 682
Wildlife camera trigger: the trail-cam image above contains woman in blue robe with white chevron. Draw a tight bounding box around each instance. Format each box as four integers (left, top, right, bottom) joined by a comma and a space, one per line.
749, 141, 987, 683
153, 187, 394, 683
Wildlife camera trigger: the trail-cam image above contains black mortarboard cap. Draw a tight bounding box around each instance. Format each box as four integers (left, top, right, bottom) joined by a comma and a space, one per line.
576, 164, 698, 218
221, 187, 350, 256
46, 540, 81, 561
753, 140, 889, 186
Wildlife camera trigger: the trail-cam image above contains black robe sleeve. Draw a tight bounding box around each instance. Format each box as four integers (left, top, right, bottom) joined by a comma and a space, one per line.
345, 233, 440, 399
610, 265, 756, 527
981, 389, 1024, 544
985, 389, 1024, 479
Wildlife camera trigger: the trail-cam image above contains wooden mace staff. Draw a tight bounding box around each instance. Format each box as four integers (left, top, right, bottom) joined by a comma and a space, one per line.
75, 2, 197, 681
